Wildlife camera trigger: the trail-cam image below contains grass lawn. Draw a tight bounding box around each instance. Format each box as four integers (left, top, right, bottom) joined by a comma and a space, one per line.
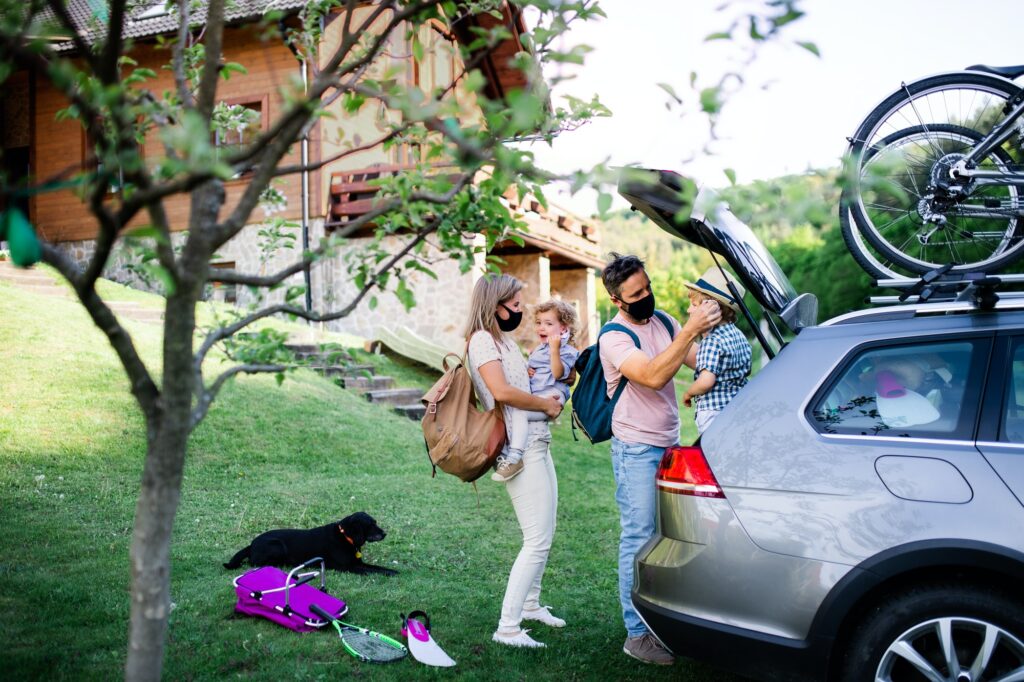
0, 280, 736, 681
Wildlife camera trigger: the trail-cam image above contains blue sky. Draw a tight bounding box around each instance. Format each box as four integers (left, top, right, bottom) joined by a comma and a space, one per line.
524, 0, 1024, 214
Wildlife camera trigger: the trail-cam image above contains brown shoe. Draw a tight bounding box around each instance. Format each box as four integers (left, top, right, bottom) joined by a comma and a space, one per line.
490, 456, 524, 482
623, 633, 675, 665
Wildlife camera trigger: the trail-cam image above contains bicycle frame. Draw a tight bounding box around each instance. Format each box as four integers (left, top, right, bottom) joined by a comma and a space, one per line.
950, 95, 1024, 185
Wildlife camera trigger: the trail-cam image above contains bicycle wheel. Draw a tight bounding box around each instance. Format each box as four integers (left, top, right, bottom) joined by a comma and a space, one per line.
843, 72, 1024, 274
844, 123, 1021, 275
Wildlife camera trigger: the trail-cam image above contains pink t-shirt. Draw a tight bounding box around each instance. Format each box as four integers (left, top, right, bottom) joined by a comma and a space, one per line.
599, 311, 683, 448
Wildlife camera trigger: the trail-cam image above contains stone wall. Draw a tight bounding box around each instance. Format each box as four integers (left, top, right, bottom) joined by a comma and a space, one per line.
55, 223, 600, 354
550, 266, 598, 347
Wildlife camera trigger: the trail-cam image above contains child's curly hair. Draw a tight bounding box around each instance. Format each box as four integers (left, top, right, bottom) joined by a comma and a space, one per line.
533, 299, 580, 345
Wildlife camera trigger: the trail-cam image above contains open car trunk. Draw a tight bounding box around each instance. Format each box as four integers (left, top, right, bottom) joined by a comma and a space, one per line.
617, 168, 818, 337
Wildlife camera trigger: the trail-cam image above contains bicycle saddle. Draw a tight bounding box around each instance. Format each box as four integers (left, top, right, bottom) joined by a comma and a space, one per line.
965, 64, 1024, 79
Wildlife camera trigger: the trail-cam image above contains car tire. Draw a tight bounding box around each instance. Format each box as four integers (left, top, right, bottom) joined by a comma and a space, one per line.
838, 582, 1024, 682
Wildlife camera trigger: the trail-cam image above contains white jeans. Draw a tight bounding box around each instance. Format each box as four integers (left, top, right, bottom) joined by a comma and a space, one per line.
497, 426, 558, 632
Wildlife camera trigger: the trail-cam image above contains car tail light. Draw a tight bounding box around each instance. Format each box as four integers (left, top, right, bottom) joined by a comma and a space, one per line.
656, 445, 725, 498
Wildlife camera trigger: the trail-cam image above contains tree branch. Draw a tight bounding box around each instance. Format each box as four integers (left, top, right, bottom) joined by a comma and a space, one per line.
172, 0, 196, 109
195, 0, 225, 120
191, 363, 287, 428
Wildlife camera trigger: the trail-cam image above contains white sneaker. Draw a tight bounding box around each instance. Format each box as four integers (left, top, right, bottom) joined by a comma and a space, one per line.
492, 628, 546, 648
521, 605, 566, 628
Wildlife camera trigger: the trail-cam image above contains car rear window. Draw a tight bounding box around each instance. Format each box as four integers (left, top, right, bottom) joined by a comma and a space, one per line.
1002, 341, 1024, 443
809, 338, 989, 440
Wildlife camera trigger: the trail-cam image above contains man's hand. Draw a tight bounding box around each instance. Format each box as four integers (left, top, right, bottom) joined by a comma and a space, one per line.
683, 392, 694, 408
543, 396, 562, 419
683, 299, 722, 336
527, 367, 536, 378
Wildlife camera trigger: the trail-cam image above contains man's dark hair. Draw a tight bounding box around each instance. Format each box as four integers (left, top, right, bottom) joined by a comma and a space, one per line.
602, 253, 646, 298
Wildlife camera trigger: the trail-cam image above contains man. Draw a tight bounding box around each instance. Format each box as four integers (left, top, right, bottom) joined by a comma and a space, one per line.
599, 253, 721, 665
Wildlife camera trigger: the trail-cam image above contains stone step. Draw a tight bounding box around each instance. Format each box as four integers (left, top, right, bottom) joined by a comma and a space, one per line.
393, 403, 426, 421
108, 302, 164, 323
341, 375, 395, 391
311, 363, 374, 378
0, 271, 56, 285
284, 343, 353, 363
364, 388, 423, 406
7, 283, 71, 296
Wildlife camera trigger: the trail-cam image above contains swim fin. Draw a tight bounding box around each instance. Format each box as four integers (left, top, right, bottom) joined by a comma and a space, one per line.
401, 611, 456, 667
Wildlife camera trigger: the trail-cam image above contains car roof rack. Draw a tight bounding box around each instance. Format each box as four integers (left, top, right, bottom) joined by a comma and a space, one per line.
868, 265, 1024, 310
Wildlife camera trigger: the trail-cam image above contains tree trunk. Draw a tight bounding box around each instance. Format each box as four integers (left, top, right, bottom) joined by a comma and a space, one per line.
124, 425, 187, 682
125, 289, 200, 681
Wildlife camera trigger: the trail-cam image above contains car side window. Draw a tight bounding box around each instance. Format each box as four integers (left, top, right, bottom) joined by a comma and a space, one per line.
810, 339, 985, 439
1001, 340, 1024, 444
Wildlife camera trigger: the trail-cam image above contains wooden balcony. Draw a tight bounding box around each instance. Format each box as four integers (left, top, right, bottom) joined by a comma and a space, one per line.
326, 164, 602, 269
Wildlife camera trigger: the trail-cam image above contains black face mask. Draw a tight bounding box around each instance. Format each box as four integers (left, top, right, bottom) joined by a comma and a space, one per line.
624, 292, 656, 321
496, 303, 523, 332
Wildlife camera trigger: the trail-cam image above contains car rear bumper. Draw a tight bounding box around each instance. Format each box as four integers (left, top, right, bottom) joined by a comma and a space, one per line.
633, 594, 833, 682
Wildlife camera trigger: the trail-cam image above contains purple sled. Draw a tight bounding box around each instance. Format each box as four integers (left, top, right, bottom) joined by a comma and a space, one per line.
232, 557, 347, 632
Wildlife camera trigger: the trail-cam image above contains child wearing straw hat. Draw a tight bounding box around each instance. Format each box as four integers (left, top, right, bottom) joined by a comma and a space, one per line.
682, 267, 753, 434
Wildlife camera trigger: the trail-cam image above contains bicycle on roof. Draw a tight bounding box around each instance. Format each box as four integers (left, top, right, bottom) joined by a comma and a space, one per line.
840, 64, 1024, 279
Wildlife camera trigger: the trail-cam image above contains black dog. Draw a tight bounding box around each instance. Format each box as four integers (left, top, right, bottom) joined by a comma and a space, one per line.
223, 511, 397, 576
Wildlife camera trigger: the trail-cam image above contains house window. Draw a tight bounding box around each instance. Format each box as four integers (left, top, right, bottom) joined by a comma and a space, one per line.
81, 125, 126, 193
213, 96, 268, 177
205, 261, 238, 304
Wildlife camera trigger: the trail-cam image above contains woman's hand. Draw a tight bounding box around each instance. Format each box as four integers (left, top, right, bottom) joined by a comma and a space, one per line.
544, 396, 562, 419
527, 367, 536, 378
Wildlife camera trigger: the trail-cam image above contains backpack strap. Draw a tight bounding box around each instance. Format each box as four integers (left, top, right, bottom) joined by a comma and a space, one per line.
595, 322, 642, 409
653, 310, 676, 340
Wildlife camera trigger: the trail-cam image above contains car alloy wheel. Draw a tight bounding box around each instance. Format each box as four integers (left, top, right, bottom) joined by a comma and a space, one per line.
877, 616, 1024, 681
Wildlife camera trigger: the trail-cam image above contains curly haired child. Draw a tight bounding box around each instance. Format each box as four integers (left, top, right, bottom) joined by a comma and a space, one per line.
492, 299, 581, 482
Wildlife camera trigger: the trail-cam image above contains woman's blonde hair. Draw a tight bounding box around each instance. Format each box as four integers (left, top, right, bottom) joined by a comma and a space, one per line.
534, 299, 580, 345
464, 273, 524, 341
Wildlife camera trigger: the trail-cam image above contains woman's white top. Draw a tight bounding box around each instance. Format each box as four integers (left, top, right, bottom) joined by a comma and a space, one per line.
467, 330, 548, 443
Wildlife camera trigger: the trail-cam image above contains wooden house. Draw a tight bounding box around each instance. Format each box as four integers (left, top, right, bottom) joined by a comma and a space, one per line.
0, 0, 602, 351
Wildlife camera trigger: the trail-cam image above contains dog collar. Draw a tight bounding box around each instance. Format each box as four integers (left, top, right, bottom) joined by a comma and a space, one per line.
338, 525, 362, 559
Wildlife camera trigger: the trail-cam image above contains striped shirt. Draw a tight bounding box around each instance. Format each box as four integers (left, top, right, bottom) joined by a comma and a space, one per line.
694, 323, 752, 412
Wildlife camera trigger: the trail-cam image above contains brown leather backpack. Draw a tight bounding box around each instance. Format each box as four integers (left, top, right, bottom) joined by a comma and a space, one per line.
421, 353, 506, 482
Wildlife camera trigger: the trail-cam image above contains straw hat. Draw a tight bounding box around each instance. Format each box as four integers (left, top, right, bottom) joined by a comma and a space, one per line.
684, 267, 745, 312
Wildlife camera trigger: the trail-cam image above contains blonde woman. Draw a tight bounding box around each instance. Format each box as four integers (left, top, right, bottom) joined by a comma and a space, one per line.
464, 274, 566, 649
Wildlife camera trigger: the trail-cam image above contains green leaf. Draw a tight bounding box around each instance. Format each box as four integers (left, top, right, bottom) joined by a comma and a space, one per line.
704, 31, 731, 41
749, 16, 765, 41
796, 41, 820, 57
411, 35, 424, 64
369, 296, 377, 310
220, 62, 248, 80
3, 208, 41, 267
699, 86, 723, 114
656, 82, 683, 105
125, 225, 170, 245
772, 9, 805, 28
596, 192, 612, 217
724, 168, 737, 186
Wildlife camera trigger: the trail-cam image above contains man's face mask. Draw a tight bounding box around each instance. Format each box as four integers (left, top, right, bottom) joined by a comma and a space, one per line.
623, 291, 656, 321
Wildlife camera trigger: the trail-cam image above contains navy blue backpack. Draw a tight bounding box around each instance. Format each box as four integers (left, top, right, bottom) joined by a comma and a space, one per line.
571, 311, 675, 444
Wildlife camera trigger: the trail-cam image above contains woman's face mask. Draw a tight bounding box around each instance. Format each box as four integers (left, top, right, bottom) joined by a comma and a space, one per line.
496, 302, 523, 332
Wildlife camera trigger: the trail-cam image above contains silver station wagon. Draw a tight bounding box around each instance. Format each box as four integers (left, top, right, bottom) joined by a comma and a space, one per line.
618, 169, 1024, 682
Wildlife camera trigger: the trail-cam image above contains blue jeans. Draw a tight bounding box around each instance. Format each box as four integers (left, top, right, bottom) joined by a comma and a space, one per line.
610, 436, 669, 637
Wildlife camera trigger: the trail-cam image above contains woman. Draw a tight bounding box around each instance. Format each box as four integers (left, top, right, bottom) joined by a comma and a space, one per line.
464, 273, 565, 649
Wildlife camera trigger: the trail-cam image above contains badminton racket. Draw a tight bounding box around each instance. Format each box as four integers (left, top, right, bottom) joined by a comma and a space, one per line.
309, 604, 407, 663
